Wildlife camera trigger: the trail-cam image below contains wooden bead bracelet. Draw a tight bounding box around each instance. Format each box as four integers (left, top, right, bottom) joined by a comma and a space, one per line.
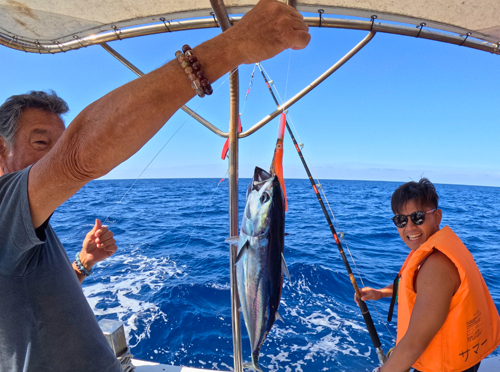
175, 44, 213, 97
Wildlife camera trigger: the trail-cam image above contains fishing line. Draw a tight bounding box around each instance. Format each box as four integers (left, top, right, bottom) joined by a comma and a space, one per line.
264, 67, 394, 338
101, 68, 239, 225
259, 64, 394, 352
265, 79, 396, 339
240, 64, 256, 117
284, 49, 292, 102
181, 169, 229, 261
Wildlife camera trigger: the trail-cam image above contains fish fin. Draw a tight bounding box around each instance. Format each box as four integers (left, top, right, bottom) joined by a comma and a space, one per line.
284, 233, 289, 236
238, 307, 242, 312
275, 311, 284, 323
235, 240, 250, 264
281, 253, 291, 283
225, 236, 239, 244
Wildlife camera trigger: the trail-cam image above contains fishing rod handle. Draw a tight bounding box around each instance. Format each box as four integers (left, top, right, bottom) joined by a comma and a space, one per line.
359, 299, 383, 349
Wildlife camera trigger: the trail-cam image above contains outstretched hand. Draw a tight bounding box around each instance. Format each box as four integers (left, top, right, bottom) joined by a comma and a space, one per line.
227, 0, 311, 65
80, 219, 117, 268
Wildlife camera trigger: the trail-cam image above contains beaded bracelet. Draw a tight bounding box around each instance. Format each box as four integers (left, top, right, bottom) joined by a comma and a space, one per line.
74, 252, 93, 277
175, 44, 213, 98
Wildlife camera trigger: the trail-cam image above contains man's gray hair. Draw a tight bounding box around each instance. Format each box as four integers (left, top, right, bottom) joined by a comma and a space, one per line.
0, 90, 69, 147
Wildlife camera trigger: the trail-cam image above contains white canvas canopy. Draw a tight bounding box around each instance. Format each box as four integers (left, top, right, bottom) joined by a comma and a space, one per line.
1, 0, 499, 53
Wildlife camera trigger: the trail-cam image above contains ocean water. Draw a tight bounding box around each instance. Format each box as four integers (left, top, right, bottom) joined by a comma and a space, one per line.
52, 178, 500, 371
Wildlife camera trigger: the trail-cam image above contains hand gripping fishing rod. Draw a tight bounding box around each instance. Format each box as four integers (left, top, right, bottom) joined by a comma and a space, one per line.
256, 63, 387, 365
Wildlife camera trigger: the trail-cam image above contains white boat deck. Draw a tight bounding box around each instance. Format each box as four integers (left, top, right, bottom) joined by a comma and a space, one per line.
132, 355, 500, 371
132, 359, 221, 372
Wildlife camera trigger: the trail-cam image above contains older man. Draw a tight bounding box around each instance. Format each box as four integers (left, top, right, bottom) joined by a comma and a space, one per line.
0, 0, 310, 371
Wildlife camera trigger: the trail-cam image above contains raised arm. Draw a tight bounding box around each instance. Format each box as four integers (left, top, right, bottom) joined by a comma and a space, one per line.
28, 0, 310, 229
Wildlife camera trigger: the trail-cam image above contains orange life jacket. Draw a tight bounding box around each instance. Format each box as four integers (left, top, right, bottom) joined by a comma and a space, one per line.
397, 226, 500, 372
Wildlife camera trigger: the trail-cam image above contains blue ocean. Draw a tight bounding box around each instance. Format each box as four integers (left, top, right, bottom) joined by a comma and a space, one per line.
51, 178, 500, 371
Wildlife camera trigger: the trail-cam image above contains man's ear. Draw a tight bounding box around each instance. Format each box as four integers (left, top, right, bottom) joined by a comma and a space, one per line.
435, 208, 443, 226
0, 138, 6, 158
0, 138, 9, 172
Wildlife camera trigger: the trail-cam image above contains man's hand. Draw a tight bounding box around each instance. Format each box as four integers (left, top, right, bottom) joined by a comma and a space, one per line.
227, 0, 311, 65
354, 285, 393, 306
80, 219, 117, 269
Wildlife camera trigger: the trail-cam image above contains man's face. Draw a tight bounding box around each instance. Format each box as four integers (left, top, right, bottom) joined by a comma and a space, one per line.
0, 108, 65, 174
396, 199, 442, 251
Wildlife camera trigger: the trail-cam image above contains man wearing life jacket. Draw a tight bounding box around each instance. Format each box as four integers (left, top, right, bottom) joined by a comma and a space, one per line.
357, 178, 500, 372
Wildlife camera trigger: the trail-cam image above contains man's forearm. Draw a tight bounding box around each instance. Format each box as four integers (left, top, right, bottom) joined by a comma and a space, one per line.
62, 33, 238, 178
27, 0, 310, 229
72, 261, 86, 284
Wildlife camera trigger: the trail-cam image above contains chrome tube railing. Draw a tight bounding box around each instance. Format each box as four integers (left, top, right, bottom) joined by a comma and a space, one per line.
2, 17, 498, 55
208, 2, 243, 372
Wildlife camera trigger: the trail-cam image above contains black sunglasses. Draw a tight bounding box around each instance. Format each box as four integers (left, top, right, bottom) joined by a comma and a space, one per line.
392, 209, 437, 228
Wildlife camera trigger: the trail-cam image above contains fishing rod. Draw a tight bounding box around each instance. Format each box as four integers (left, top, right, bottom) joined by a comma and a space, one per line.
256, 63, 387, 365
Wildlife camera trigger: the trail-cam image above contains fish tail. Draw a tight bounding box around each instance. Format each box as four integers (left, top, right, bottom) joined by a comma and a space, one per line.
252, 350, 264, 372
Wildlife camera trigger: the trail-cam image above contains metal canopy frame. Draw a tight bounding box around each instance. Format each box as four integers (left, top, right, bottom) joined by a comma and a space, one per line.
1, 15, 499, 55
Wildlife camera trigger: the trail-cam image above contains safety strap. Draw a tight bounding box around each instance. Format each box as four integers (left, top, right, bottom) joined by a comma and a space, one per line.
387, 249, 435, 322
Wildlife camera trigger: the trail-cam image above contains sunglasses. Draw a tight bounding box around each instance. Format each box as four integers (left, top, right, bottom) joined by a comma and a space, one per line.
392, 209, 437, 228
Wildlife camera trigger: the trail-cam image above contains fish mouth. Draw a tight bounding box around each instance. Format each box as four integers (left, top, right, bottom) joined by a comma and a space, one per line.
247, 167, 275, 197
253, 167, 272, 185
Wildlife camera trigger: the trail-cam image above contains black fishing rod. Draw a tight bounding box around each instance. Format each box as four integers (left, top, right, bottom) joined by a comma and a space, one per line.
256, 63, 386, 365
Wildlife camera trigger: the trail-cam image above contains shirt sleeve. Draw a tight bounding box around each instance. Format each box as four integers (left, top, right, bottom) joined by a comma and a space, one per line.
0, 166, 46, 274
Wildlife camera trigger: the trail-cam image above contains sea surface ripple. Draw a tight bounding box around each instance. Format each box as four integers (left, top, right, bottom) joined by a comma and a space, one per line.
52, 179, 500, 371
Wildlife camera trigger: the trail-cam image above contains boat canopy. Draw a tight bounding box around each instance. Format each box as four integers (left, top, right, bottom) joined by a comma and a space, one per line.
1, 0, 499, 53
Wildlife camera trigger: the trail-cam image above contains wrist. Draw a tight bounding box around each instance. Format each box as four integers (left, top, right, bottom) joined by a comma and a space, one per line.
79, 252, 95, 269
193, 31, 243, 84
75, 252, 94, 277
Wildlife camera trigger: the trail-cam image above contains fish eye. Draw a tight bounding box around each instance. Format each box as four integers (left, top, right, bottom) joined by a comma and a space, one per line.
260, 192, 270, 204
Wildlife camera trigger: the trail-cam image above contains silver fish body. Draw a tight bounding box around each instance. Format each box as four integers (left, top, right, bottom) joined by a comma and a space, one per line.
233, 167, 288, 372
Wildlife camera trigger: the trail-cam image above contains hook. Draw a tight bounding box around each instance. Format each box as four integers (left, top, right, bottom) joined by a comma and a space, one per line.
460, 32, 472, 46
210, 12, 219, 27
159, 18, 171, 32
370, 15, 377, 31
416, 22, 426, 38
318, 9, 324, 28
112, 25, 122, 40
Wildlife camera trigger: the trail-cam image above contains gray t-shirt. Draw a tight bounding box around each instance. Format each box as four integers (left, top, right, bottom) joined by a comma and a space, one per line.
0, 167, 122, 372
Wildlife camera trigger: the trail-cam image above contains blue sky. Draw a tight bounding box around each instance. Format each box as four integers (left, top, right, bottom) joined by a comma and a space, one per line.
1, 20, 499, 186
